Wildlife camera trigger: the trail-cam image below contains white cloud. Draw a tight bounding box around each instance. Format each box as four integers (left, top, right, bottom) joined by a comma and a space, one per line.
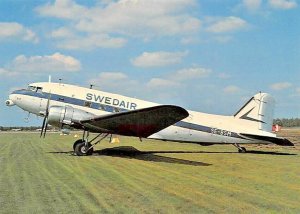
172, 67, 211, 81
0, 22, 39, 43
11, 52, 81, 73
51, 27, 126, 49
289, 88, 300, 98
99, 0, 115, 5
51, 27, 74, 38
89, 72, 139, 94
0, 22, 23, 37
36, 0, 201, 49
180, 37, 200, 45
223, 85, 240, 94
131, 51, 188, 67
91, 73, 182, 100
243, 0, 262, 10
268, 0, 297, 9
147, 78, 180, 89
55, 34, 127, 50
0, 68, 18, 77
62, 0, 200, 37
96, 72, 128, 82
0, 68, 8, 75
270, 82, 292, 90
206, 16, 247, 33
36, 0, 87, 19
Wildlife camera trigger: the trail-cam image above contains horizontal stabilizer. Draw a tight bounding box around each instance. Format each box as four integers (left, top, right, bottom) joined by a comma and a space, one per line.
80, 105, 189, 138
240, 133, 294, 146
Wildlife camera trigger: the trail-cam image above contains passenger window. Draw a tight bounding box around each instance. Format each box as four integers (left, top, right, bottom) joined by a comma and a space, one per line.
113, 107, 120, 113
99, 105, 106, 111
84, 101, 92, 108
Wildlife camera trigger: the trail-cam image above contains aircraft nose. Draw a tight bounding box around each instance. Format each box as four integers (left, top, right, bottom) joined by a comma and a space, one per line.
10, 92, 17, 101
5, 99, 14, 106
6, 91, 18, 106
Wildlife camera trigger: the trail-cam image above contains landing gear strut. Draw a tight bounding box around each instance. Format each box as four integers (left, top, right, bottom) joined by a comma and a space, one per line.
73, 131, 109, 156
233, 143, 247, 153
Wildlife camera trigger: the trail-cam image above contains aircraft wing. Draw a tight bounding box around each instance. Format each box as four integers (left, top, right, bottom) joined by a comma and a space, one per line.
240, 133, 294, 146
79, 105, 189, 138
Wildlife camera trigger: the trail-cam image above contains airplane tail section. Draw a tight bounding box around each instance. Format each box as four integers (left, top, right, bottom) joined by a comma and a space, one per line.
240, 133, 294, 146
234, 93, 275, 132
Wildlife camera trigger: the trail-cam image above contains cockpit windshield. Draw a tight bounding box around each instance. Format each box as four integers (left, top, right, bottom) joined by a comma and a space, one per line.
27, 86, 36, 91
27, 86, 43, 93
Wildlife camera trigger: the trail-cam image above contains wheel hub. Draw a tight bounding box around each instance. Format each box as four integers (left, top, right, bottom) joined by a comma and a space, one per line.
80, 145, 88, 154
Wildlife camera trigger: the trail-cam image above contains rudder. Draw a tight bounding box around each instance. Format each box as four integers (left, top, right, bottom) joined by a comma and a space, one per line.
234, 93, 275, 132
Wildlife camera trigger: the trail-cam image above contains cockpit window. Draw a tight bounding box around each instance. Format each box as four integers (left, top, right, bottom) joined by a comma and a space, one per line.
36, 87, 43, 93
27, 86, 43, 93
27, 86, 36, 91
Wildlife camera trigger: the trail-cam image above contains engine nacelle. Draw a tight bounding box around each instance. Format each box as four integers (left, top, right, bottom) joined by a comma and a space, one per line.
48, 106, 95, 128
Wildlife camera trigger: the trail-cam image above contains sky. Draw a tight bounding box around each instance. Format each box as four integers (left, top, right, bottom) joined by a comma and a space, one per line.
0, 0, 300, 126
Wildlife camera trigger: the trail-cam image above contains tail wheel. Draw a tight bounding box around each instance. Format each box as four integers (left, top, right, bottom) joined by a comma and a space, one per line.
238, 147, 247, 153
74, 141, 93, 156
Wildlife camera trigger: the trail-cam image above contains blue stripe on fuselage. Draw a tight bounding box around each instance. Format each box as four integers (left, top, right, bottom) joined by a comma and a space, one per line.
11, 89, 244, 139
174, 121, 243, 139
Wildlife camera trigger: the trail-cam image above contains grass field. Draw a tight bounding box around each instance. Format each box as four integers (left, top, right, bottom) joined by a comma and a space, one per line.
0, 130, 299, 213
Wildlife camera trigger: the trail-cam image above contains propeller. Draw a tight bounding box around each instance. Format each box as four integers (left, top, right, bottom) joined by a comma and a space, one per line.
40, 92, 51, 138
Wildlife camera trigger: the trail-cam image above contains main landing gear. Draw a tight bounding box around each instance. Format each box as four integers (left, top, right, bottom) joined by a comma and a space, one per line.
233, 143, 247, 153
73, 131, 109, 156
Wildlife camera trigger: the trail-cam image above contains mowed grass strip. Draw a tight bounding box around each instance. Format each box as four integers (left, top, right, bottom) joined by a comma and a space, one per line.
0, 132, 299, 213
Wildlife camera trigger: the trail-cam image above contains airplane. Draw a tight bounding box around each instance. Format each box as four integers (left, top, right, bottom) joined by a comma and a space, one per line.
6, 81, 294, 156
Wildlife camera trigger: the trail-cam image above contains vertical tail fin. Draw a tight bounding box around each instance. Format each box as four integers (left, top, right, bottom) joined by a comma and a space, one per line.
234, 93, 275, 132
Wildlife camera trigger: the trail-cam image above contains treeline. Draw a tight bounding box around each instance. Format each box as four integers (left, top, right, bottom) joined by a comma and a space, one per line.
0, 126, 74, 131
0, 126, 42, 131
274, 118, 300, 127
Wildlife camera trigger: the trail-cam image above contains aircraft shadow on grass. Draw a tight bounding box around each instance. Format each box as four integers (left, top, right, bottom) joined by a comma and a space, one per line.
241, 150, 297, 155
100, 148, 297, 156
48, 146, 211, 166
47, 146, 297, 166
94, 146, 211, 166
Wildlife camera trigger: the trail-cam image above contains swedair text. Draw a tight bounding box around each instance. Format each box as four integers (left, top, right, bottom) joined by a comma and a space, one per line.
86, 93, 137, 110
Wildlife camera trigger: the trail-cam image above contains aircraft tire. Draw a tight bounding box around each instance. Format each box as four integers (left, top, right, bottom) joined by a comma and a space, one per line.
238, 147, 247, 153
73, 139, 84, 151
74, 142, 93, 156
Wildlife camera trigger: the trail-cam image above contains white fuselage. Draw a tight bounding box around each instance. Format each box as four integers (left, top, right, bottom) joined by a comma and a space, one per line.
8, 82, 276, 145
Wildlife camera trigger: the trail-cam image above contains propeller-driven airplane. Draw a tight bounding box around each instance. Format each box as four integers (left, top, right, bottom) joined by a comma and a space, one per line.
6, 81, 294, 156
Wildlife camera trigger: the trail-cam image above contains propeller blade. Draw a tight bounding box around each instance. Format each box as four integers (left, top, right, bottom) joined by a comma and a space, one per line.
40, 116, 47, 138
40, 91, 52, 139
45, 94, 51, 115
43, 118, 48, 138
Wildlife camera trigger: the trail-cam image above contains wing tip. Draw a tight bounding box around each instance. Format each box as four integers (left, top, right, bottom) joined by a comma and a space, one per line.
165, 105, 189, 120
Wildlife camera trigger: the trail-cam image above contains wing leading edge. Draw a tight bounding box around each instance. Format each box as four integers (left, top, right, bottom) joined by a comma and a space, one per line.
79, 105, 189, 138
